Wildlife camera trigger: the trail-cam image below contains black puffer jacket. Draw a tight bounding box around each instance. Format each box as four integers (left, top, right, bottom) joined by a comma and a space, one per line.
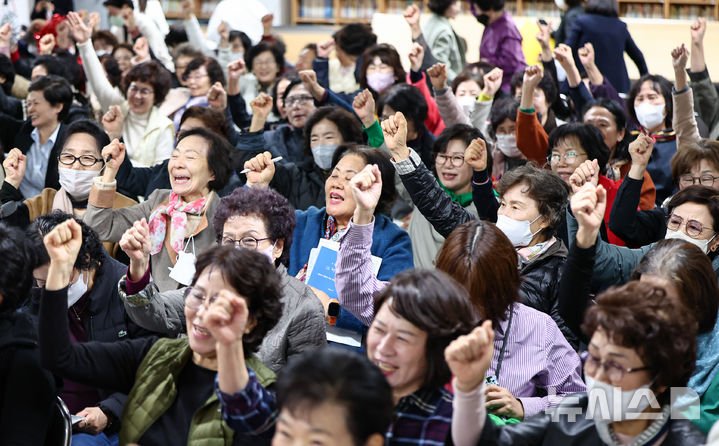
398, 150, 580, 349
447, 393, 706, 445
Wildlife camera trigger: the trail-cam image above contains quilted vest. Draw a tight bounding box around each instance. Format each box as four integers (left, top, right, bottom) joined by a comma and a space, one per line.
119, 337, 276, 445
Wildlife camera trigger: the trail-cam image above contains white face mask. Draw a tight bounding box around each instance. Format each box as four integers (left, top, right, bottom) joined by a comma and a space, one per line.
58, 166, 98, 200
634, 103, 665, 131
456, 96, 475, 117
67, 271, 88, 307
495, 134, 521, 158
496, 214, 542, 247
585, 375, 657, 422
665, 228, 716, 254
311, 144, 338, 170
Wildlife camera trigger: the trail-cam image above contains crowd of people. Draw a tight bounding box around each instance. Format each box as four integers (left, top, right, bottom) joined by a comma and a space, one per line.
1, 0, 718, 444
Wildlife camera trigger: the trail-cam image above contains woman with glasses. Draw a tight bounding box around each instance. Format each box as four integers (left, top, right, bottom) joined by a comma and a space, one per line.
165, 56, 226, 132
38, 217, 283, 446
447, 281, 705, 446
116, 186, 326, 373
1, 120, 136, 257
68, 11, 175, 168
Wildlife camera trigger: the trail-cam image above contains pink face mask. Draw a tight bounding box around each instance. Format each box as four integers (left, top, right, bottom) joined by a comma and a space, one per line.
367, 72, 395, 94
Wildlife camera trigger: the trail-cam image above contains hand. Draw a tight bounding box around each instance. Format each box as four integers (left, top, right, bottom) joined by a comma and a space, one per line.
380, 111, 409, 162
445, 320, 495, 393
74, 407, 108, 435
0, 23, 12, 47
101, 105, 124, 141
43, 218, 83, 269
350, 164, 383, 225
243, 151, 276, 187
299, 69, 324, 100
691, 17, 706, 46
100, 138, 126, 183
535, 20, 551, 50
427, 63, 448, 92
132, 36, 150, 62
67, 11, 92, 45
522, 64, 544, 91
261, 13, 274, 36
38, 33, 55, 55
249, 92, 273, 121
482, 67, 504, 98
207, 82, 227, 110
627, 134, 654, 180
578, 42, 595, 69
671, 44, 689, 72
464, 138, 488, 171
203, 289, 250, 346
317, 38, 335, 59
119, 218, 151, 280
403, 4, 421, 38
3, 148, 27, 189
568, 158, 599, 194
218, 21, 230, 47
486, 385, 525, 420
88, 12, 101, 31
408, 42, 424, 72
227, 59, 245, 96
181, 0, 195, 20
352, 89, 376, 128
552, 43, 574, 70
571, 183, 607, 248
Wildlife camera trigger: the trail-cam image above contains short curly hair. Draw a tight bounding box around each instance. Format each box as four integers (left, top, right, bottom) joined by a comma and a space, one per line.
176, 127, 232, 191
582, 281, 698, 405
122, 60, 173, 104
245, 42, 285, 78
27, 211, 105, 272
212, 187, 296, 267
192, 245, 283, 355
0, 224, 36, 313
182, 56, 226, 87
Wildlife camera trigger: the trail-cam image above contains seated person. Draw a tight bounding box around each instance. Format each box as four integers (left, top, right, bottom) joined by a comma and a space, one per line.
447, 281, 706, 445
117, 186, 327, 373
38, 225, 283, 446
212, 268, 478, 444
0, 223, 57, 444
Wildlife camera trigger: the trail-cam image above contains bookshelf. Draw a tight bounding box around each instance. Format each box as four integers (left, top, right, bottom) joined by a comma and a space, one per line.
292, 0, 717, 24
160, 0, 219, 19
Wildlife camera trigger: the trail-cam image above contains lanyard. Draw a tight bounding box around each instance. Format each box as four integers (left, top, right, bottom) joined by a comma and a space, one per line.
494, 304, 514, 381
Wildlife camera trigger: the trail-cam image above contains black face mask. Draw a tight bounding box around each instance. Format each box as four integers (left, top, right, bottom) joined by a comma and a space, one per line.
476, 13, 490, 25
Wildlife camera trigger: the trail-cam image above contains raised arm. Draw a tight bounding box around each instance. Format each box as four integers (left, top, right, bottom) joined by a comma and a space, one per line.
516, 65, 549, 165
429, 63, 471, 127
181, 0, 215, 57
671, 44, 702, 147
466, 138, 499, 222
133, 10, 174, 72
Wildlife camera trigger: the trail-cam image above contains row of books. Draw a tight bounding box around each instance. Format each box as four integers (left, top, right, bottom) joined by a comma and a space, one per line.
159, 0, 218, 17
620, 3, 665, 18
669, 5, 715, 20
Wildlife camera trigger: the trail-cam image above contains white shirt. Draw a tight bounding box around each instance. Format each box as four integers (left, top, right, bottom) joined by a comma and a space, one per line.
205, 0, 269, 45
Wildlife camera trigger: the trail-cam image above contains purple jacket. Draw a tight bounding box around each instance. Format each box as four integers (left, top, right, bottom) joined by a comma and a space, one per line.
479, 11, 526, 92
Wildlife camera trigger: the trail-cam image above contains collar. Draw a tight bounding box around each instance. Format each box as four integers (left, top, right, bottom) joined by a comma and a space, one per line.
68, 194, 89, 209
31, 122, 61, 146
438, 178, 473, 207
517, 237, 556, 264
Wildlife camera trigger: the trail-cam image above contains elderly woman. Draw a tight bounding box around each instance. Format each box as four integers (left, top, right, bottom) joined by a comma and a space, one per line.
38, 219, 283, 446
27, 213, 154, 444
337, 165, 584, 420
448, 281, 705, 445
68, 12, 175, 168
166, 56, 226, 132
115, 186, 327, 372
84, 127, 231, 291
379, 111, 579, 348
209, 267, 478, 445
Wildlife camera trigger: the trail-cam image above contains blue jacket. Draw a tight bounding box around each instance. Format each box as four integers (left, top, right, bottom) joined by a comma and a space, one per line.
289, 206, 414, 281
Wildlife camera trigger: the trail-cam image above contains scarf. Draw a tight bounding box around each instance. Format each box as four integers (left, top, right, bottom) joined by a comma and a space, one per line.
148, 192, 207, 255
52, 188, 75, 214
438, 178, 473, 207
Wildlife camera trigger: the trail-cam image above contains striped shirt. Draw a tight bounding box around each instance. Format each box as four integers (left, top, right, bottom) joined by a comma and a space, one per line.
336, 220, 586, 417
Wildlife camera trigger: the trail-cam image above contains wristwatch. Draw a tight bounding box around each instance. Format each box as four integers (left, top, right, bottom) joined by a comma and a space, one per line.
328, 299, 340, 326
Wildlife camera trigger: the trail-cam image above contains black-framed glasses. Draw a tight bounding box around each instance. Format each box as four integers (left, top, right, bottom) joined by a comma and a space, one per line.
285, 95, 313, 108
678, 174, 719, 188
183, 287, 218, 310
547, 150, 585, 165
58, 153, 103, 167
582, 352, 650, 383
435, 153, 465, 168
221, 236, 271, 250
666, 214, 713, 239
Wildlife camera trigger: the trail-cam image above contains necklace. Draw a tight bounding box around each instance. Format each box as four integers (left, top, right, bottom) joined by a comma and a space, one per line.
70, 298, 90, 322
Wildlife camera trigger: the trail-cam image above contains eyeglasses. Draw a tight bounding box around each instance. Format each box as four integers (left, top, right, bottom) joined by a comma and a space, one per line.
666, 214, 714, 239
58, 153, 102, 167
186, 73, 209, 81
583, 352, 649, 383
679, 174, 719, 188
221, 236, 272, 250
254, 59, 277, 68
547, 150, 585, 165
183, 287, 218, 310
285, 95, 313, 108
127, 84, 153, 97
435, 153, 465, 168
